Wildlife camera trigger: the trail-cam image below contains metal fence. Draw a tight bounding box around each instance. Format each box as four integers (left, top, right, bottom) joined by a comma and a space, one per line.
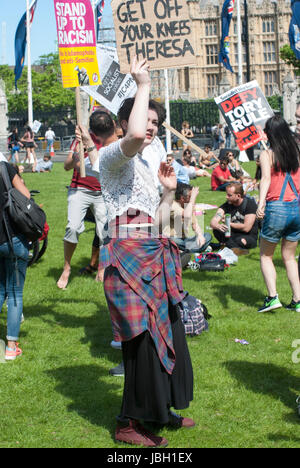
8, 108, 76, 140
7, 102, 219, 153
169, 101, 219, 134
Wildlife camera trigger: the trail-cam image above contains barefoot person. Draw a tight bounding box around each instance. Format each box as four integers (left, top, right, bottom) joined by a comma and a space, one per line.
77, 57, 194, 447
56, 111, 110, 289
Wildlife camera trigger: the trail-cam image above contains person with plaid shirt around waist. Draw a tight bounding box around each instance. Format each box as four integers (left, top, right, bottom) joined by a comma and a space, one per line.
77, 57, 194, 448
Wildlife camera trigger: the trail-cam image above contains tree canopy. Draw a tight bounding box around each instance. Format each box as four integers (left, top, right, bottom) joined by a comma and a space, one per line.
0, 52, 76, 113
280, 44, 300, 76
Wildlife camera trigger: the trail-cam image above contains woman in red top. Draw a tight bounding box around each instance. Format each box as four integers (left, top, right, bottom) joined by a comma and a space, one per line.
257, 115, 300, 313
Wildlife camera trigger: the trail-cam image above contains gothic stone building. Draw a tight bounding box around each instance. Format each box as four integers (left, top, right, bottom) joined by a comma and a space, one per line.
152, 0, 293, 101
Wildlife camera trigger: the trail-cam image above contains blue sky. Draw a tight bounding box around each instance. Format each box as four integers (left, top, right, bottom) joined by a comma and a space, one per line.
1, 0, 113, 66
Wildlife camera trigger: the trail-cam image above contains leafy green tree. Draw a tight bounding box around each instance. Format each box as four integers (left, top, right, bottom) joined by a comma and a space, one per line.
280, 44, 300, 76
0, 52, 76, 113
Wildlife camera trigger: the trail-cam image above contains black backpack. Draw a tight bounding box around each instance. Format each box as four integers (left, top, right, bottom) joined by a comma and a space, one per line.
0, 162, 46, 242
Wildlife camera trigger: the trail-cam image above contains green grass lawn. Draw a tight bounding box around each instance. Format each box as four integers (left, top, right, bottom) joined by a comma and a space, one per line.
0, 161, 300, 448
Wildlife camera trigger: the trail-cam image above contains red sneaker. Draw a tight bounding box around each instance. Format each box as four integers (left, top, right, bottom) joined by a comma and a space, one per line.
5, 344, 22, 361
115, 419, 168, 447
168, 411, 196, 428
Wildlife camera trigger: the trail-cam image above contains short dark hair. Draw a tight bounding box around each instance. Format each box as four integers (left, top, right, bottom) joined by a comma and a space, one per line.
226, 182, 244, 197
220, 156, 229, 164
89, 111, 115, 138
175, 182, 192, 201
117, 98, 166, 128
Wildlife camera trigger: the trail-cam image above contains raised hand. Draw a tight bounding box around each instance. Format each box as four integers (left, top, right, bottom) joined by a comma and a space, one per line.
130, 56, 151, 87
158, 162, 177, 192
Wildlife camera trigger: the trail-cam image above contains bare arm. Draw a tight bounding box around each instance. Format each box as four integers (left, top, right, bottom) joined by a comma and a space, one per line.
183, 187, 199, 229
231, 213, 256, 233
77, 57, 151, 167
257, 150, 272, 219
217, 174, 235, 184
210, 207, 227, 232
120, 57, 151, 158
12, 174, 30, 199
155, 163, 177, 228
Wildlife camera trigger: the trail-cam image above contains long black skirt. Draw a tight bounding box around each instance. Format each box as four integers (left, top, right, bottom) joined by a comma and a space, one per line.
119, 304, 194, 424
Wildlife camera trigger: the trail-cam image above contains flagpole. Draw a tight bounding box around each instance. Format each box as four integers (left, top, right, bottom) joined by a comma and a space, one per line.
236, 0, 243, 85
26, 0, 33, 127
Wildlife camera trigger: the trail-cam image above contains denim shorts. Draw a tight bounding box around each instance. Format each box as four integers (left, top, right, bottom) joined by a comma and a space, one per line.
260, 199, 300, 243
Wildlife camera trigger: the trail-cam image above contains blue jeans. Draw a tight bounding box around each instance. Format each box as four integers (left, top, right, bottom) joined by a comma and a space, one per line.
261, 199, 300, 243
171, 233, 212, 253
225, 135, 231, 148
0, 236, 29, 341
46, 139, 53, 152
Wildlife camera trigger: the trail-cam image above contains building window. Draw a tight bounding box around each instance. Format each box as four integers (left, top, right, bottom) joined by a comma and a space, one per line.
206, 44, 219, 65
264, 71, 277, 96
235, 72, 248, 86
178, 68, 190, 92
207, 74, 219, 98
262, 20, 275, 33
205, 21, 217, 37
263, 42, 276, 62
184, 67, 190, 92
234, 43, 247, 64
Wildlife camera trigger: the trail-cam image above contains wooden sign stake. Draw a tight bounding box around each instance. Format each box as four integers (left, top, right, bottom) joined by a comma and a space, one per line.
76, 87, 86, 178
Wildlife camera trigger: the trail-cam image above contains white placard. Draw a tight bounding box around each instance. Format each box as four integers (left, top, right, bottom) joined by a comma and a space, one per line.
82, 45, 137, 115
32, 120, 42, 134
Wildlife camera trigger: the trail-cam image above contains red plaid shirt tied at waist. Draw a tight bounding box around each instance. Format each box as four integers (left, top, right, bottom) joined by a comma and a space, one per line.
101, 235, 186, 375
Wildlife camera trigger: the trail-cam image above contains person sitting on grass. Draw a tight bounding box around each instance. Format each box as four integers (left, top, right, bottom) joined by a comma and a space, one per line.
163, 182, 211, 254
166, 152, 190, 184
182, 154, 211, 178
32, 154, 53, 173
199, 144, 219, 169
211, 156, 236, 191
210, 182, 258, 256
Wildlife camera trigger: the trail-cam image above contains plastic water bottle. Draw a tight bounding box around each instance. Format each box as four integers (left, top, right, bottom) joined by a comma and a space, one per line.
225, 214, 231, 238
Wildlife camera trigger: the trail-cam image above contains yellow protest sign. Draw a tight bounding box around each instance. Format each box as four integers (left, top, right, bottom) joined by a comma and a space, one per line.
54, 0, 101, 88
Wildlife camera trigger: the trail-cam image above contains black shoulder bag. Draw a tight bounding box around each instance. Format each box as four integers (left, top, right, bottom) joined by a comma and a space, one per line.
0, 162, 46, 242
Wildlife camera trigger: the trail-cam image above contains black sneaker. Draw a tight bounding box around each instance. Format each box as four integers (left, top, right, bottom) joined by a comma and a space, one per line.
286, 300, 300, 313
209, 243, 221, 251
109, 361, 124, 377
257, 295, 282, 313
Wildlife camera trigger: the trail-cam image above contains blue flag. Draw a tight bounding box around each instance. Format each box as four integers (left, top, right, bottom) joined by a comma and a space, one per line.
219, 0, 235, 73
14, 0, 38, 89
14, 12, 27, 89
289, 0, 300, 59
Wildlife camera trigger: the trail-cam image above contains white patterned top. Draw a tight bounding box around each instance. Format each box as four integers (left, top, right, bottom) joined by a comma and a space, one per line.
91, 140, 160, 224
